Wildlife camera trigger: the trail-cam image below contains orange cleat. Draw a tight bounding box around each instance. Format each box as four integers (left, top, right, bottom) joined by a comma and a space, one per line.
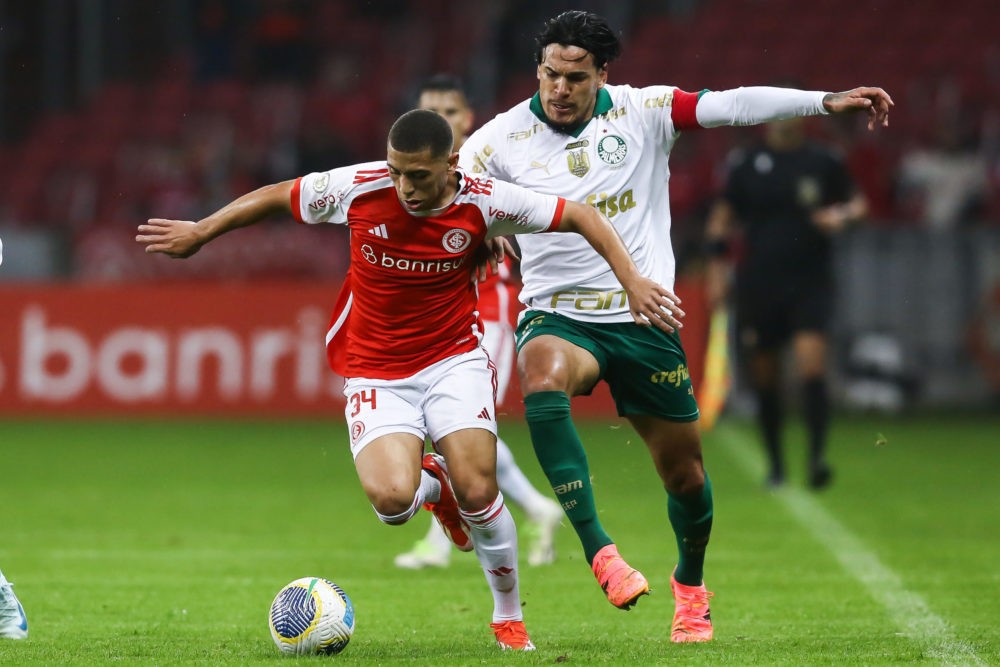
490, 620, 536, 651
590, 544, 650, 610
421, 453, 473, 552
670, 574, 714, 642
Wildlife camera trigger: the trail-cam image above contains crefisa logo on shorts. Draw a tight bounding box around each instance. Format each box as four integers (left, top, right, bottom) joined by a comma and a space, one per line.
442, 229, 472, 254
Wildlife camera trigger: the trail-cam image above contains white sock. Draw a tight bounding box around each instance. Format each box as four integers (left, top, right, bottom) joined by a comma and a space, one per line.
374, 471, 439, 525
495, 436, 556, 520
460, 493, 522, 622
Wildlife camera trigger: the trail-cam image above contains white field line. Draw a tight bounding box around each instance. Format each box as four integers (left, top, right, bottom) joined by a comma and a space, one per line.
714, 425, 985, 666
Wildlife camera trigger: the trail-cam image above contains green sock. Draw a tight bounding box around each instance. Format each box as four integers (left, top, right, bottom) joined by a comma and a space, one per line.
668, 472, 713, 586
524, 391, 612, 563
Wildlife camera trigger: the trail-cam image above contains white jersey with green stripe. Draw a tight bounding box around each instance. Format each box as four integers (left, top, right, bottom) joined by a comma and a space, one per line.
459, 83, 687, 323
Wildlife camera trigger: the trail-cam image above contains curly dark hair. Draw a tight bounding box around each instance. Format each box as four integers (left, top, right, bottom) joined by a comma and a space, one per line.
534, 10, 622, 69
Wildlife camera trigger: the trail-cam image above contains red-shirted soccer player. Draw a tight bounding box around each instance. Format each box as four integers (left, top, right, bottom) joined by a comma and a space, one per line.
136, 109, 683, 652
393, 75, 564, 570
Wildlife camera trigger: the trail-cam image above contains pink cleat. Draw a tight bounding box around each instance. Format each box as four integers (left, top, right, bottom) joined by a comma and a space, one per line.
590, 544, 650, 610
670, 573, 714, 642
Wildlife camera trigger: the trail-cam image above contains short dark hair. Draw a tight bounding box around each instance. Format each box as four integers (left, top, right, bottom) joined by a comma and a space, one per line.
419, 73, 467, 97
388, 109, 455, 157
534, 10, 622, 69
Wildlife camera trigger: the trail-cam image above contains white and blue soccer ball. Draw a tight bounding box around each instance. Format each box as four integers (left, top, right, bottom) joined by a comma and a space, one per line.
268, 577, 355, 655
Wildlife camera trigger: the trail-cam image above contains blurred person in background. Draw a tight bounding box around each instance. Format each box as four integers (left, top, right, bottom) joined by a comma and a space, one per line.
394, 74, 563, 571
461, 9, 891, 642
897, 115, 989, 230
704, 113, 868, 491
136, 108, 678, 651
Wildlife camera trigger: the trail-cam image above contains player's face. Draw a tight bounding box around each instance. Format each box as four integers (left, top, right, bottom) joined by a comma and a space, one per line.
536, 44, 607, 132
386, 145, 459, 212
418, 90, 474, 150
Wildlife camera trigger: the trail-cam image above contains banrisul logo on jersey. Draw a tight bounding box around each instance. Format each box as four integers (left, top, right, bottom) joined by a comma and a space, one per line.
597, 135, 627, 165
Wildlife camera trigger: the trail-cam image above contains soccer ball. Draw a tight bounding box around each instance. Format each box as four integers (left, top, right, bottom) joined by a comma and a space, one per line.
268, 577, 355, 655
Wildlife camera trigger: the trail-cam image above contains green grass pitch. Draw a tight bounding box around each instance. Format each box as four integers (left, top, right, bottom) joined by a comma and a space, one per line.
1, 413, 998, 665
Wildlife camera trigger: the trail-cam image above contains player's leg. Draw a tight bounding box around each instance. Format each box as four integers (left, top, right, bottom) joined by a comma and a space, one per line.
482, 319, 563, 565
352, 431, 432, 524
738, 284, 789, 487
602, 321, 711, 639
516, 316, 650, 609
746, 347, 785, 487
517, 330, 612, 563
0, 569, 28, 639
426, 349, 533, 650
792, 284, 834, 489
628, 416, 714, 642
345, 379, 468, 548
793, 329, 832, 488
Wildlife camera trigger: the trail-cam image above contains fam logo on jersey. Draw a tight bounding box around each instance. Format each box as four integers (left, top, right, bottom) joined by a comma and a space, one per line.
312, 172, 331, 192
442, 229, 472, 254
597, 135, 628, 165
350, 420, 365, 443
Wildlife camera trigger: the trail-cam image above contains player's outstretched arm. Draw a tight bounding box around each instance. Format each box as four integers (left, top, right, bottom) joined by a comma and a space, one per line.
822, 87, 894, 130
556, 201, 685, 333
136, 180, 295, 258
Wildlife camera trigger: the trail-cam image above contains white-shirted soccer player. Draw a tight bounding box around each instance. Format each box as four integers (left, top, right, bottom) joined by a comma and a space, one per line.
460, 10, 892, 642
393, 75, 563, 570
136, 109, 681, 652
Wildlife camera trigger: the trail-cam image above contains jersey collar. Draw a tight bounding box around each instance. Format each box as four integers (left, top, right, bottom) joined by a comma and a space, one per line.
529, 88, 614, 138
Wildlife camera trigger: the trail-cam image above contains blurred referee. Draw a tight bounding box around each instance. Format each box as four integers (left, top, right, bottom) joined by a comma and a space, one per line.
705, 112, 867, 490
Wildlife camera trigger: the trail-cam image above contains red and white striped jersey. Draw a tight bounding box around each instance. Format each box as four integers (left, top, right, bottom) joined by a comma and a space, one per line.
291, 162, 564, 379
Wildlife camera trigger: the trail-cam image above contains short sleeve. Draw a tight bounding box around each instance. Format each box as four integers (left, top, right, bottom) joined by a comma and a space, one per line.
294, 162, 385, 225
481, 178, 564, 238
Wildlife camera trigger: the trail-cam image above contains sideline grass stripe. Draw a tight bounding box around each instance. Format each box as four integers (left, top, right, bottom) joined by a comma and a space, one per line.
714, 424, 986, 667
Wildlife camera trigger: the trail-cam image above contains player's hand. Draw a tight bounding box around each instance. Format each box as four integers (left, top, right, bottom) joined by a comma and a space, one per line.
811, 204, 850, 234
471, 236, 519, 283
624, 277, 685, 333
135, 219, 204, 258
822, 87, 894, 130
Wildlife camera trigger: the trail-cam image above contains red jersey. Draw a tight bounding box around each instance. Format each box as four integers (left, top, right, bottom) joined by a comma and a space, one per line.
292, 162, 564, 380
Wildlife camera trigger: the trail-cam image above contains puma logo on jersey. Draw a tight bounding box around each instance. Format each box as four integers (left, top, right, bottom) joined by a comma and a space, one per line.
368, 223, 388, 238
529, 158, 552, 174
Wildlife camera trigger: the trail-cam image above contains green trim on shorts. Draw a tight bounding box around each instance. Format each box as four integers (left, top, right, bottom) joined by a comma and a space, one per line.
515, 310, 700, 421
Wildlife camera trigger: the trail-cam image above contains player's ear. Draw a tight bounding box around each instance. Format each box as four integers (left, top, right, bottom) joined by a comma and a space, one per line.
448, 152, 459, 171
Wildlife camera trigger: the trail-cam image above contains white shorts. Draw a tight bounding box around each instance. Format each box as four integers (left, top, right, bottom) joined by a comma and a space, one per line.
481, 318, 514, 404
343, 347, 498, 458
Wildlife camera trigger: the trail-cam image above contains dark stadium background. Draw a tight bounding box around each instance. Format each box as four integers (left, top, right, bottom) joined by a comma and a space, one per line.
0, 0, 998, 416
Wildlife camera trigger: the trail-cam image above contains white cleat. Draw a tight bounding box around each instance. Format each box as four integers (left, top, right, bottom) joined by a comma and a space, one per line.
525, 499, 563, 566
0, 579, 28, 640
393, 538, 451, 570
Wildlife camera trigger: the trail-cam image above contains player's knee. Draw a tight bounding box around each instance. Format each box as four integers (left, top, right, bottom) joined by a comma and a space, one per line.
519, 372, 571, 395
367, 483, 420, 523
665, 463, 706, 497
453, 475, 498, 513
